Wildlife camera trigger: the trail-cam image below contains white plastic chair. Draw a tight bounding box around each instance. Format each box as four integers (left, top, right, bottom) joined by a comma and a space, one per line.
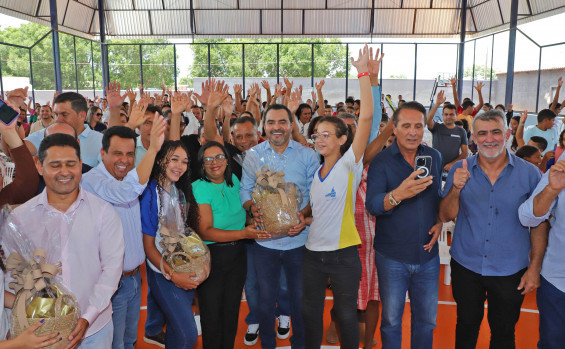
2, 162, 15, 187
439, 221, 455, 285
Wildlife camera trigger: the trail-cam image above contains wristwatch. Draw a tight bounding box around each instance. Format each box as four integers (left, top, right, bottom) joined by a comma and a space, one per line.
388, 191, 401, 206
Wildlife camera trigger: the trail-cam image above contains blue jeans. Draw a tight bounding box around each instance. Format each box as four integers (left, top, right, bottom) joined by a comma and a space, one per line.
244, 242, 290, 325
375, 251, 439, 349
302, 246, 361, 349
145, 265, 166, 337
111, 272, 142, 349
145, 266, 198, 349
78, 320, 113, 349
254, 243, 305, 349
537, 276, 565, 349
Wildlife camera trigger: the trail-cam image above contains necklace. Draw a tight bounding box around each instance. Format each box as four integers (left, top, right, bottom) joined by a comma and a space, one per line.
212, 181, 225, 197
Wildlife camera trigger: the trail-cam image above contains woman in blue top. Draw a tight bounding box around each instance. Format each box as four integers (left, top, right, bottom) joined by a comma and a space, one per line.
141, 140, 200, 349
193, 140, 269, 349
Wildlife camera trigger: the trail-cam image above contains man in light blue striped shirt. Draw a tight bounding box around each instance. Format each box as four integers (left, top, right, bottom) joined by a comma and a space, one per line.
240, 104, 319, 349
82, 119, 165, 349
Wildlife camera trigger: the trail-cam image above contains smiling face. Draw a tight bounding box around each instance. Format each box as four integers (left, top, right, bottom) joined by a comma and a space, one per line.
232, 120, 258, 152
264, 108, 292, 147
393, 108, 425, 152
40, 106, 52, 120
37, 146, 82, 196
472, 118, 507, 160
524, 149, 542, 167
314, 121, 346, 157
165, 146, 189, 183
202, 146, 227, 183
101, 136, 135, 181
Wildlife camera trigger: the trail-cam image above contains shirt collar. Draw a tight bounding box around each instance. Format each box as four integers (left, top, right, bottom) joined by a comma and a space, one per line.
35, 185, 87, 214
264, 138, 296, 153
136, 136, 146, 149
79, 124, 91, 139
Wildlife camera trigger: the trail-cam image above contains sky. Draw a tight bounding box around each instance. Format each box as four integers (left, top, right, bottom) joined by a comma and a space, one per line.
0, 10, 563, 81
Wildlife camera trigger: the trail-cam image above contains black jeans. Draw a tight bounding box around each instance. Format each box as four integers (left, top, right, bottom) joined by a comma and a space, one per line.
451, 259, 526, 349
197, 241, 247, 349
302, 246, 361, 349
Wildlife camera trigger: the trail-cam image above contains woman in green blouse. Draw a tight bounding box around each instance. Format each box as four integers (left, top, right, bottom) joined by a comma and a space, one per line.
193, 140, 268, 349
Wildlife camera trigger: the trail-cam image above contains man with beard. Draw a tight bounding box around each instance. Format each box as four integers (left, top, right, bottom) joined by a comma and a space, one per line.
240, 104, 319, 349
439, 109, 546, 348
29, 104, 55, 134
426, 90, 468, 173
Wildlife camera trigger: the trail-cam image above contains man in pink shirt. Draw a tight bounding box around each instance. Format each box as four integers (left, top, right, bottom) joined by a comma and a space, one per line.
9, 133, 124, 349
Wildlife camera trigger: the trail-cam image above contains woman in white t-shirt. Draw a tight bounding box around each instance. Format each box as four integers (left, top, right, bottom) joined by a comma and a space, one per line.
302, 44, 376, 348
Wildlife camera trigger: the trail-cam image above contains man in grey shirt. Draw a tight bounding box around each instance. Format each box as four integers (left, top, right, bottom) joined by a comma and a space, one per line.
426, 91, 468, 173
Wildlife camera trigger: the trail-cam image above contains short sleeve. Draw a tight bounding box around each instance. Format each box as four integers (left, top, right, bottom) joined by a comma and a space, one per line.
342, 146, 363, 173
193, 180, 213, 205
140, 183, 159, 237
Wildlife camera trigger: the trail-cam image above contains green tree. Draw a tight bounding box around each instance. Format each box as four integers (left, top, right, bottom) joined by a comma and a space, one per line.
189, 39, 347, 78
0, 23, 176, 90
464, 65, 497, 80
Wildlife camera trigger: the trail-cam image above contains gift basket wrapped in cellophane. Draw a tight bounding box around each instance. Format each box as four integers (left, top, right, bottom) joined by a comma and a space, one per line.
0, 207, 79, 349
244, 149, 303, 238
157, 184, 210, 283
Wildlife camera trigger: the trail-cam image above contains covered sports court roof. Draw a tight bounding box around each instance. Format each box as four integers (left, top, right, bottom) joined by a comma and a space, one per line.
0, 0, 564, 39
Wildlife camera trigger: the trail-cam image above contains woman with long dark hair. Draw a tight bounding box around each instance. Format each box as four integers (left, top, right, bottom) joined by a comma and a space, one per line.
193, 140, 268, 349
141, 140, 200, 348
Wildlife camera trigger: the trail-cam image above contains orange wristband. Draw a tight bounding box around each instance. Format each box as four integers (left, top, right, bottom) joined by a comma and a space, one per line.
357, 72, 370, 79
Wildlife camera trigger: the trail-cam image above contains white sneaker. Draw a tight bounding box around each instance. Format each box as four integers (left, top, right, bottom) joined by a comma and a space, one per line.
244, 324, 260, 346
194, 315, 202, 336
277, 315, 290, 339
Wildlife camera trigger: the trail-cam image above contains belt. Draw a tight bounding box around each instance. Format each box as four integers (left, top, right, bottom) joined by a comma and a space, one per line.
122, 267, 139, 277
214, 241, 241, 247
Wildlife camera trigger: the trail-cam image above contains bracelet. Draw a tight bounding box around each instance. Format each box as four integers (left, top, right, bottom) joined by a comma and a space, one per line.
357, 72, 370, 79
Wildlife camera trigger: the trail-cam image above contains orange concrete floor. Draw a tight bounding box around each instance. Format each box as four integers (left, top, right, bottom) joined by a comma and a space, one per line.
134, 264, 539, 349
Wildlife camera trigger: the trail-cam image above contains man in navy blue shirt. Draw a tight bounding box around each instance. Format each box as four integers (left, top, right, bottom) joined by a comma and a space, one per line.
366, 101, 443, 349
440, 109, 547, 348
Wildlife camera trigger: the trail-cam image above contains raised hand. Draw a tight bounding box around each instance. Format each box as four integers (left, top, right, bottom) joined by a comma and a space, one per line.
273, 83, 283, 99
368, 47, 384, 86
5, 86, 28, 110
288, 88, 301, 115
207, 80, 229, 109
170, 91, 190, 115
105, 81, 127, 109
195, 79, 214, 106
474, 81, 484, 92
222, 95, 234, 115
127, 100, 150, 129
558, 77, 563, 89
283, 77, 293, 92
261, 80, 270, 92
520, 110, 528, 124
233, 84, 243, 97
453, 159, 470, 190
436, 90, 446, 106
350, 43, 370, 73
310, 91, 317, 106
154, 93, 163, 106
548, 161, 565, 192
149, 113, 167, 152
126, 88, 137, 103
450, 76, 457, 87
315, 79, 325, 91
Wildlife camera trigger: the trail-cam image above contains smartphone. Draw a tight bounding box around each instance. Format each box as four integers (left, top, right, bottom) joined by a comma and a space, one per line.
415, 155, 432, 179
0, 100, 20, 126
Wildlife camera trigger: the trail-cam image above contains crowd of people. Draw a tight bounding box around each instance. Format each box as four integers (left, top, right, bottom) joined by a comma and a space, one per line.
0, 43, 562, 349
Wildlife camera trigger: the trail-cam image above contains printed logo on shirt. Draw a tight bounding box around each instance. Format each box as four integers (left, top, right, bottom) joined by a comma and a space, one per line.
450, 134, 461, 138
325, 188, 336, 199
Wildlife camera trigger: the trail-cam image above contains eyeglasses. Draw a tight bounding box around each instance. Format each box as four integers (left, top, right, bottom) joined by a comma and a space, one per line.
203, 154, 227, 164
95, 113, 103, 116
311, 132, 336, 141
